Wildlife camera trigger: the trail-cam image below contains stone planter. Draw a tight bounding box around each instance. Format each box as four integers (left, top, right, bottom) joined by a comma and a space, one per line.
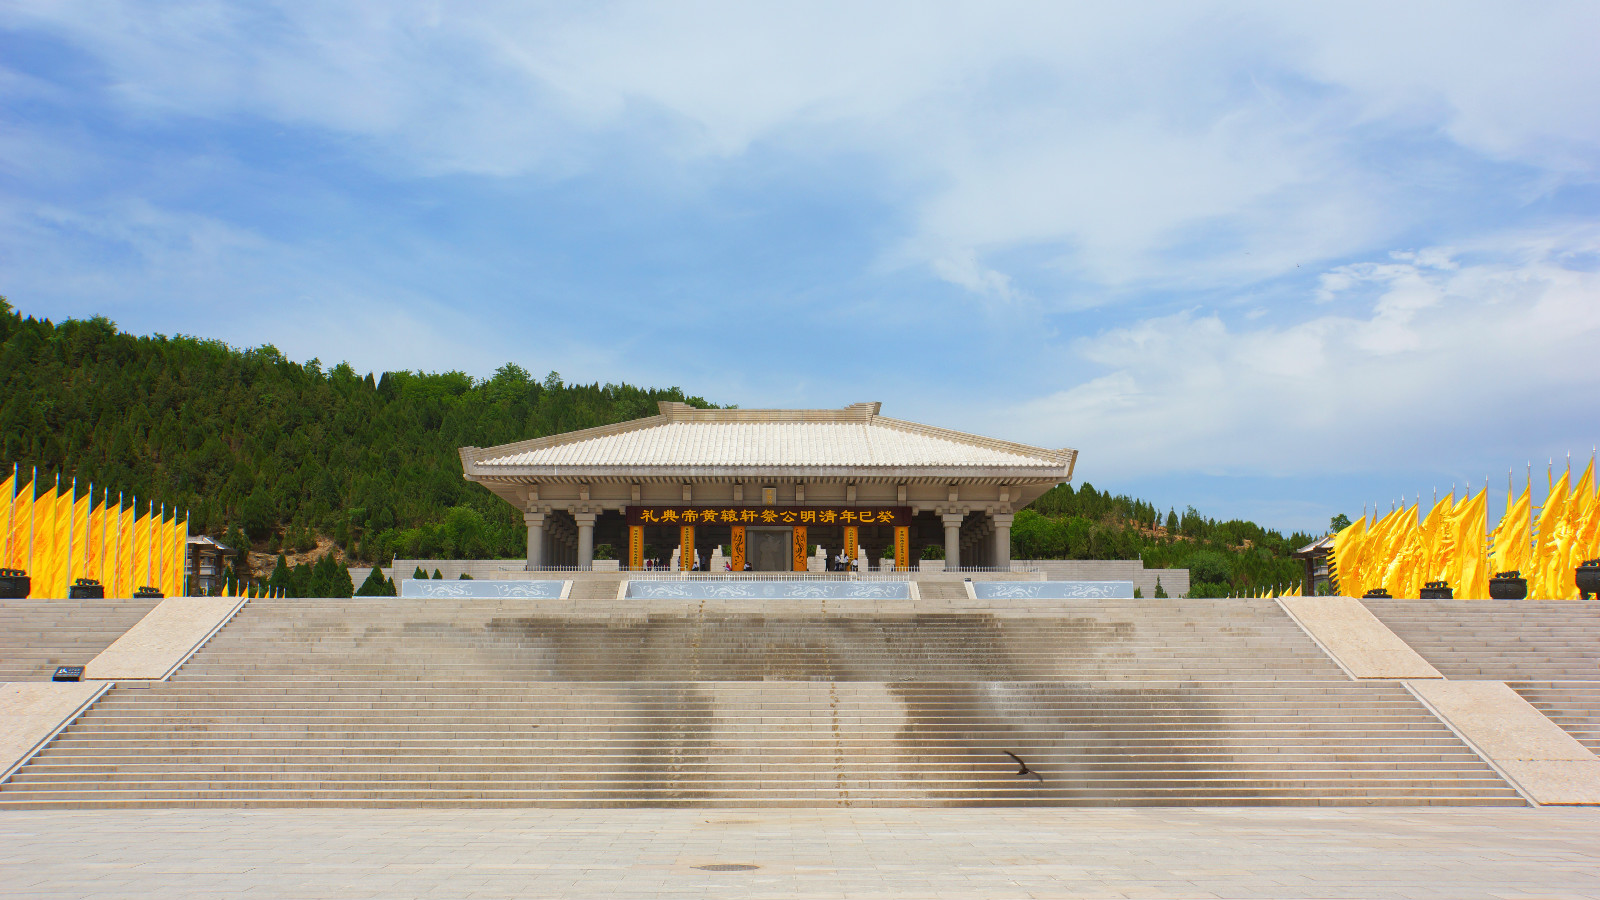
0, 568, 29, 600
133, 586, 164, 599
1361, 588, 1392, 599
589, 559, 620, 572
919, 560, 945, 573
1418, 581, 1453, 600
1576, 560, 1600, 601
68, 579, 105, 600
1488, 571, 1527, 601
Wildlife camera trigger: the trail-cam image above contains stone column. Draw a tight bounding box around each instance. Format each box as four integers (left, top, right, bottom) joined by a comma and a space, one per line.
524, 512, 546, 571
574, 512, 597, 571
942, 512, 965, 569
991, 513, 1014, 571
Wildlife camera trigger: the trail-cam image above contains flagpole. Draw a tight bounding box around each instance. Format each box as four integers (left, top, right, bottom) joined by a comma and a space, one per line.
99, 485, 107, 585
5, 462, 15, 569
27, 468, 38, 577
115, 491, 123, 597
182, 509, 189, 597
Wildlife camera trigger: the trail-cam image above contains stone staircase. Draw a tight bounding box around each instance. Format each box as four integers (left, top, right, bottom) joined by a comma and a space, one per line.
0, 598, 162, 680
1364, 600, 1600, 679
0, 595, 1525, 808
1507, 681, 1600, 754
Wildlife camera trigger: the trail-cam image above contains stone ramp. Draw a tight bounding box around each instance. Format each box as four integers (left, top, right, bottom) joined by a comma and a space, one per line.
1364, 600, 1600, 679
0, 598, 162, 680
174, 596, 1347, 681
0, 678, 1521, 808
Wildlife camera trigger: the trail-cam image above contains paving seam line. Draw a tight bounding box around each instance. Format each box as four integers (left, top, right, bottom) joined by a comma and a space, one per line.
1401, 678, 1538, 807
0, 681, 112, 786
1272, 597, 1358, 681
159, 596, 251, 681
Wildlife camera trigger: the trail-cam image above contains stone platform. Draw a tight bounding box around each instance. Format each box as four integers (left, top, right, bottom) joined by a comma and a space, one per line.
2, 807, 1598, 899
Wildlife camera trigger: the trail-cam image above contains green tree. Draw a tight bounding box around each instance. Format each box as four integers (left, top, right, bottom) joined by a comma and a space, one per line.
413, 566, 428, 580
355, 566, 388, 596
1330, 513, 1352, 533
267, 554, 293, 597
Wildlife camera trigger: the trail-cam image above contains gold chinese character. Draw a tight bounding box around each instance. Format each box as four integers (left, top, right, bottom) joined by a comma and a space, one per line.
800, 510, 815, 523
721, 509, 738, 523
662, 509, 679, 522
761, 510, 778, 523
740, 509, 757, 523
642, 510, 658, 523
780, 511, 797, 523
818, 510, 837, 524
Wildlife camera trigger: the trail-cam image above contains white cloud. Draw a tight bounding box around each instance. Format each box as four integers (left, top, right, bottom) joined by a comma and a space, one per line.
1002, 230, 1600, 478
8, 1, 1597, 295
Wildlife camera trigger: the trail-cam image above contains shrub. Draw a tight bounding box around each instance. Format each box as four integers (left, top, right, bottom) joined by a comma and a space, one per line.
921, 545, 944, 560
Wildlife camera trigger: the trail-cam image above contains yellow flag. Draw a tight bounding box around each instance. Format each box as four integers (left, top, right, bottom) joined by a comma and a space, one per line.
1331, 515, 1367, 596
1452, 489, 1489, 599
116, 502, 134, 598
1571, 464, 1600, 577
0, 471, 13, 569
44, 484, 69, 597
1489, 482, 1533, 577
1379, 507, 1419, 597
166, 514, 185, 598
1529, 470, 1571, 599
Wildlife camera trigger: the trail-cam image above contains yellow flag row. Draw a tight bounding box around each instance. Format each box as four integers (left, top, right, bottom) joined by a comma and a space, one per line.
1332, 459, 1600, 599
0, 469, 187, 599
216, 582, 283, 599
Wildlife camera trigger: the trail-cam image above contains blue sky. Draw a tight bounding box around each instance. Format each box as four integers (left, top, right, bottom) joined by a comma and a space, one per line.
3, 2, 1598, 535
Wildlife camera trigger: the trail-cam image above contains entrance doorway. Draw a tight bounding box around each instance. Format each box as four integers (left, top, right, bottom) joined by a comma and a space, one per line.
746, 527, 792, 571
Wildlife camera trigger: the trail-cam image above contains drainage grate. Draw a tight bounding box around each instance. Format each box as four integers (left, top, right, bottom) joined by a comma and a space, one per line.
694, 864, 759, 872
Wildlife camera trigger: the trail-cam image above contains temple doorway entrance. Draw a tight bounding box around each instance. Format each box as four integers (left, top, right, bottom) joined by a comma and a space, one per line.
746, 527, 792, 571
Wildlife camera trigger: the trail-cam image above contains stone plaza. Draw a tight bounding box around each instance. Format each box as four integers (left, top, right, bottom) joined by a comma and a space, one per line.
1, 403, 1599, 897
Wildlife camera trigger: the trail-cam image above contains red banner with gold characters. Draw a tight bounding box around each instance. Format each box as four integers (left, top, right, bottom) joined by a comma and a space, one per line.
627, 506, 908, 526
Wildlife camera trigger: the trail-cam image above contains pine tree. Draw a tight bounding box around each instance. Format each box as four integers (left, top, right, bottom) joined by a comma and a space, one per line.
268, 554, 293, 597
1154, 577, 1168, 598
413, 566, 428, 580
458, 572, 473, 580
290, 562, 314, 598
432, 568, 443, 580
356, 567, 388, 597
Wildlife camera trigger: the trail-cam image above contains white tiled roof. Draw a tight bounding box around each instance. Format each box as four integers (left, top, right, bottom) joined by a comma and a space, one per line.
478, 421, 1061, 469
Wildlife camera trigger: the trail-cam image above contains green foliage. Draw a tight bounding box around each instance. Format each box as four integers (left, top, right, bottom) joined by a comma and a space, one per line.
1154, 577, 1168, 598
290, 563, 313, 598
593, 543, 615, 560
413, 566, 428, 580
458, 572, 473, 580
921, 545, 944, 560
1019, 482, 1314, 598
1330, 513, 1351, 532
1133, 586, 1143, 598
0, 302, 719, 563
431, 569, 443, 580
355, 566, 390, 597
310, 554, 354, 598
267, 554, 292, 596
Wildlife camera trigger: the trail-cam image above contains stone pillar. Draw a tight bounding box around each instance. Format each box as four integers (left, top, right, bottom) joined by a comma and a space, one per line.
991, 513, 1014, 571
942, 513, 965, 569
524, 512, 546, 571
574, 512, 596, 570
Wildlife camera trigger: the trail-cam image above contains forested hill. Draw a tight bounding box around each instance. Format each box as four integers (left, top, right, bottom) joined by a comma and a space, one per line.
0, 298, 718, 564
1, 299, 1318, 595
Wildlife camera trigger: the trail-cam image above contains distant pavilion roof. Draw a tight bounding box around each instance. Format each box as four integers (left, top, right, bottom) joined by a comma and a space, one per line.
461, 402, 1077, 484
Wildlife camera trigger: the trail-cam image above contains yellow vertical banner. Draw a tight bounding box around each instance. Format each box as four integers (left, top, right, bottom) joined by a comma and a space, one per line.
0, 470, 13, 569
1489, 482, 1532, 577
792, 525, 808, 572
84, 490, 104, 587
169, 512, 186, 595
71, 489, 89, 591
132, 505, 151, 592
679, 525, 694, 571
1529, 470, 1571, 599
628, 525, 643, 571
730, 525, 745, 571
44, 483, 68, 597
844, 526, 858, 565
1329, 515, 1365, 596
115, 501, 133, 598
894, 526, 909, 572
1454, 489, 1489, 599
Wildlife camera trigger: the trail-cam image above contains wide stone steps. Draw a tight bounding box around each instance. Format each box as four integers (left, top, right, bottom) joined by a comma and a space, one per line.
1363, 600, 1600, 678
0, 677, 1523, 808
174, 597, 1344, 681
0, 598, 161, 680
1507, 681, 1600, 754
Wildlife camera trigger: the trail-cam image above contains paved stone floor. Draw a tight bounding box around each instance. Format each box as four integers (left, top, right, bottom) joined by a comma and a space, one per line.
3, 807, 1600, 899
